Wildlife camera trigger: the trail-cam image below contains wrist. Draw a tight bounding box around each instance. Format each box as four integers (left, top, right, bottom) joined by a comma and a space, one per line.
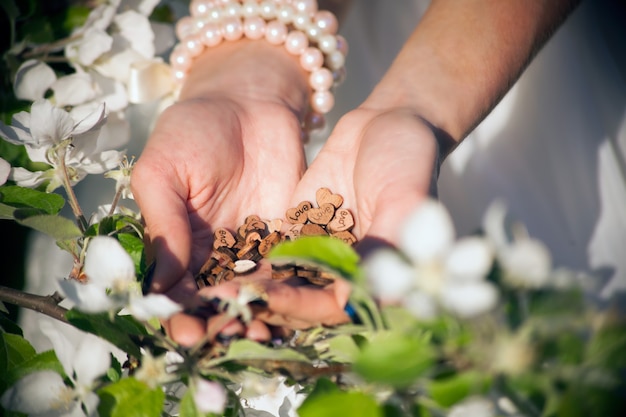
180, 39, 311, 117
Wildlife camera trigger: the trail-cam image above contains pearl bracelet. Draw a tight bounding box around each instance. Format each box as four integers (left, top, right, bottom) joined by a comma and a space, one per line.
169, 0, 348, 132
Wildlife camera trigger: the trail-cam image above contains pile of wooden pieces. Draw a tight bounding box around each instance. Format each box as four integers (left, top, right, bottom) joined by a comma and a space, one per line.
194, 188, 357, 288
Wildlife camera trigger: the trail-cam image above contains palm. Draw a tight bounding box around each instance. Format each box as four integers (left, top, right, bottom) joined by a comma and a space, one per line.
132, 97, 306, 287
294, 108, 440, 245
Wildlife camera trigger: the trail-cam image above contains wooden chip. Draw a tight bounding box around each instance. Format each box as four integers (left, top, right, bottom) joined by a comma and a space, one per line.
245, 231, 262, 244
265, 218, 283, 233
237, 240, 261, 261
301, 223, 328, 236
284, 223, 303, 240
331, 230, 357, 245
233, 259, 257, 274
271, 263, 296, 280
213, 227, 236, 250
258, 231, 281, 256
327, 208, 355, 233
245, 220, 267, 235
316, 187, 343, 208
286, 201, 313, 224
307, 203, 335, 225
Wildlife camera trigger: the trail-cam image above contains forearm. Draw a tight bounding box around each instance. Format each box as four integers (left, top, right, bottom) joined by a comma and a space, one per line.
363, 0, 580, 146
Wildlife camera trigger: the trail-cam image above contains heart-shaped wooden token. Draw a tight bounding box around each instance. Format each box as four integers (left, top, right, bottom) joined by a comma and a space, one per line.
286, 201, 313, 224
328, 208, 355, 232
213, 228, 236, 249
307, 203, 335, 225
316, 187, 343, 208
301, 223, 328, 236
331, 231, 357, 245
285, 223, 303, 240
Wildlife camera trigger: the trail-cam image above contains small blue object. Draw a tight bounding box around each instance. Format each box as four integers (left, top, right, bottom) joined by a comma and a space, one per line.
344, 302, 360, 324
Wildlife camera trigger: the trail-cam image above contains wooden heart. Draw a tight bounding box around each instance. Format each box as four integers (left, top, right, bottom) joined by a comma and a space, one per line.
301, 223, 328, 236
286, 201, 313, 224
307, 203, 335, 225
285, 223, 303, 240
213, 227, 236, 249
331, 231, 357, 245
328, 208, 355, 232
316, 187, 343, 208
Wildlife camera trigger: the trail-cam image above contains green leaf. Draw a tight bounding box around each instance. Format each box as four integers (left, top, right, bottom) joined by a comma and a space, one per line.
353, 331, 436, 388
221, 339, 311, 363
179, 389, 202, 417
0, 185, 65, 215
268, 235, 360, 279
16, 214, 82, 240
117, 233, 145, 276
98, 378, 164, 417
1, 331, 35, 392
66, 309, 145, 358
298, 389, 382, 417
4, 350, 64, 389
63, 5, 90, 32
428, 371, 492, 408
316, 334, 360, 363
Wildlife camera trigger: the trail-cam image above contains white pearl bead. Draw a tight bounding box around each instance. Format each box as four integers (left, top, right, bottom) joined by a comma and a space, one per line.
170, 46, 192, 71
317, 33, 337, 54
332, 66, 346, 86
292, 13, 310, 31
173, 69, 186, 83
221, 17, 244, 41
336, 34, 349, 56
314, 10, 338, 34
306, 24, 321, 41
207, 8, 222, 21
223, 2, 241, 17
259, 1, 277, 19
265, 20, 287, 45
241, 1, 260, 18
276, 5, 294, 24
190, 0, 213, 18
309, 67, 333, 91
284, 30, 308, 55
183, 33, 204, 57
176, 16, 196, 40
326, 50, 345, 71
293, 0, 317, 16
243, 16, 266, 40
299, 46, 323, 71
201, 22, 223, 47
311, 90, 334, 114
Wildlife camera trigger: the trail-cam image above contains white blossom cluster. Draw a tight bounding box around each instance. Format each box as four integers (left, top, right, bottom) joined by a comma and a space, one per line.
364, 198, 553, 320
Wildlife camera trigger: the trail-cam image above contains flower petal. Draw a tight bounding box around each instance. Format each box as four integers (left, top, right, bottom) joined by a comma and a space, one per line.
402, 291, 438, 320
0, 158, 10, 185
400, 199, 455, 264
83, 236, 135, 288
13, 59, 56, 101
0, 370, 68, 414
58, 277, 119, 313
51, 72, 97, 107
114, 10, 155, 58
364, 249, 415, 300
127, 294, 182, 321
499, 238, 552, 288
39, 320, 76, 378
193, 379, 227, 415
74, 333, 112, 385
29, 99, 75, 147
445, 236, 494, 282
440, 281, 498, 318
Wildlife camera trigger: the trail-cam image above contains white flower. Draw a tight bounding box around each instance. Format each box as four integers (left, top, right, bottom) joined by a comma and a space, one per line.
59, 235, 136, 312
13, 59, 57, 102
134, 352, 177, 389
105, 155, 135, 199
0, 157, 9, 185
193, 378, 227, 415
365, 199, 498, 319
1, 321, 111, 417
448, 396, 495, 417
483, 200, 552, 288
124, 293, 183, 321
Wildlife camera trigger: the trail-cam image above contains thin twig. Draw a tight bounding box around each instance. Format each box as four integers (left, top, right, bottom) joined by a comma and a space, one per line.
0, 285, 69, 323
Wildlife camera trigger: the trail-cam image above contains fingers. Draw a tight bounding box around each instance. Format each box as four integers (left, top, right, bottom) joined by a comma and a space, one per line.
131, 153, 192, 294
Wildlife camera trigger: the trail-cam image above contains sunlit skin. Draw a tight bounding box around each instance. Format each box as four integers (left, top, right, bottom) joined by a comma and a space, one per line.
131, 0, 580, 346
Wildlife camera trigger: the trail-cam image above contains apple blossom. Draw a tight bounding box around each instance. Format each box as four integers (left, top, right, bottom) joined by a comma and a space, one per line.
193, 378, 227, 415
1, 321, 112, 417
364, 199, 498, 319
0, 157, 9, 185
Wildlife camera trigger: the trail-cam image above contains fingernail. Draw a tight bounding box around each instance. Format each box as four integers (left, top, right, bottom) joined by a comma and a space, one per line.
142, 261, 156, 295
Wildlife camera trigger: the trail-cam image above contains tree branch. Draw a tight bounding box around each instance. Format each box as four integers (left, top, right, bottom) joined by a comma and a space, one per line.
0, 286, 69, 324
